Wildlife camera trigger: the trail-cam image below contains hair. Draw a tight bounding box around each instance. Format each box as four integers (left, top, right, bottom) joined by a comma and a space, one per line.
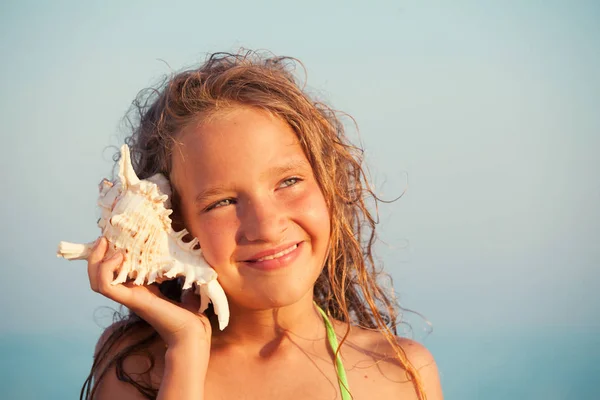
81, 50, 426, 400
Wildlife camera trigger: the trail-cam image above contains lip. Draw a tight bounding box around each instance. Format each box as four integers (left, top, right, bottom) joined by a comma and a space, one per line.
244, 242, 302, 262
242, 242, 303, 271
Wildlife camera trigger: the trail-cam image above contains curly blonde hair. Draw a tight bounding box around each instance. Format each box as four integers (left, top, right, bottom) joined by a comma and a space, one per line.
81, 50, 426, 400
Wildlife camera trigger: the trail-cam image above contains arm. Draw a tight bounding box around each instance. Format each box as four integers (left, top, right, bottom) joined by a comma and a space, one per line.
88, 237, 212, 399
158, 338, 208, 400
93, 332, 210, 400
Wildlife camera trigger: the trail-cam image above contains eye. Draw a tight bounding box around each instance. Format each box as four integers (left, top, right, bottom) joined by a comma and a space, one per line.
205, 198, 236, 212
279, 177, 302, 188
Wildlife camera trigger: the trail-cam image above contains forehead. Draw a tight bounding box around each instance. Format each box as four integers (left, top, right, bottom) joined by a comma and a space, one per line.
170, 107, 310, 187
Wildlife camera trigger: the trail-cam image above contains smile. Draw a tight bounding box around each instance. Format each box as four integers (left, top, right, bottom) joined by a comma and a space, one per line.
243, 242, 303, 271
252, 244, 298, 262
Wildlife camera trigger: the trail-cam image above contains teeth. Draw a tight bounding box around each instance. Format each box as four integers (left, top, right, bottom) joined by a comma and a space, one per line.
254, 244, 298, 262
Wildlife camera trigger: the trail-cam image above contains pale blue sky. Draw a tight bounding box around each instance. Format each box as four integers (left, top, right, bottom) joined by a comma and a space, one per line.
1, 1, 599, 397
2, 0, 599, 333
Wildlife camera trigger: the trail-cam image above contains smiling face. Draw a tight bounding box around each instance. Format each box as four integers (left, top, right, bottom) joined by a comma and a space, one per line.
170, 107, 331, 310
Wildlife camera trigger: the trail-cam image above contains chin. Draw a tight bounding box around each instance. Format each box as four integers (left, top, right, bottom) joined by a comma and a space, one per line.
227, 277, 315, 311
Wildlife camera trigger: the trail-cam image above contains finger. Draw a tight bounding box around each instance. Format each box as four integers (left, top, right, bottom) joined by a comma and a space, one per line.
107, 279, 212, 345
97, 260, 175, 312
88, 237, 106, 265
126, 284, 209, 339
87, 237, 106, 291
95, 251, 124, 297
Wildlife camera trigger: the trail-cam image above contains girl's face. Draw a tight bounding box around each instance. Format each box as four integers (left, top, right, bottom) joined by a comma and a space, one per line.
170, 107, 331, 310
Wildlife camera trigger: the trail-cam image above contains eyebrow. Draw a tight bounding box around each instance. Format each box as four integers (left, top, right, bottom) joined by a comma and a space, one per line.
194, 158, 311, 206
194, 185, 230, 206
261, 158, 311, 181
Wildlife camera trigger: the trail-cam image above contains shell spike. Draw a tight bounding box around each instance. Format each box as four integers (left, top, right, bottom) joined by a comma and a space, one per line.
164, 263, 184, 278
133, 270, 147, 286
118, 144, 141, 188
187, 238, 199, 250
173, 230, 187, 240
202, 280, 229, 330
147, 270, 158, 284
56, 241, 95, 260
182, 273, 195, 290
112, 265, 130, 285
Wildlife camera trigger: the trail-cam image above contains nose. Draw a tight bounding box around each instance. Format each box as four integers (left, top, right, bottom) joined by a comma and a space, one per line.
238, 196, 287, 243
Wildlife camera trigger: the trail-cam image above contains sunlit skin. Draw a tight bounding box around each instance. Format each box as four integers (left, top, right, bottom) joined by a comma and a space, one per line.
170, 107, 332, 348
88, 108, 443, 399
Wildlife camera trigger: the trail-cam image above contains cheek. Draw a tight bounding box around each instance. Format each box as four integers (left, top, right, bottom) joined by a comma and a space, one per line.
180, 185, 331, 267
179, 200, 237, 267
292, 187, 331, 240
193, 217, 239, 266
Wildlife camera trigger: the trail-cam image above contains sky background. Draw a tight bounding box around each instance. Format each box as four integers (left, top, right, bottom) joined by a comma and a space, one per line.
1, 1, 599, 399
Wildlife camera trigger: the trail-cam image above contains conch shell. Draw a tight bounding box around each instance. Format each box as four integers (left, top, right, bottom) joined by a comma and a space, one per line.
57, 144, 229, 330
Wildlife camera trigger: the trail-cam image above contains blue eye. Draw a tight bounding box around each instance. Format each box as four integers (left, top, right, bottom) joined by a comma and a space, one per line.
280, 177, 301, 188
206, 198, 235, 211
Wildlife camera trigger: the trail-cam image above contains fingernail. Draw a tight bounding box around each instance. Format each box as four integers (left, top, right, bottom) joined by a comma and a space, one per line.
93, 238, 101, 249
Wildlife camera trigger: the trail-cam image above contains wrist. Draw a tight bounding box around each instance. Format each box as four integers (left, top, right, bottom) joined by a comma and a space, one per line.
165, 322, 211, 349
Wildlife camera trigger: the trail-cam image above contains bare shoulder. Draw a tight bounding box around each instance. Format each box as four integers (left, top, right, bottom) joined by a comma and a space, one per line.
339, 324, 443, 400
394, 336, 443, 399
92, 319, 165, 399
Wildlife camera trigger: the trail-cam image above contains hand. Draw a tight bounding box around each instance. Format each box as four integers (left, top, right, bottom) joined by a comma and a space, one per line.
87, 237, 212, 348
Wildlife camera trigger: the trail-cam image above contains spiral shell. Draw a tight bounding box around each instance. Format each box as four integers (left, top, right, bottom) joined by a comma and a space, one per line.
57, 144, 229, 330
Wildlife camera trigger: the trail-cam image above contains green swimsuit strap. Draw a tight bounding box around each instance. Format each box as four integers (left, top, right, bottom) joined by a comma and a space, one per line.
315, 304, 352, 400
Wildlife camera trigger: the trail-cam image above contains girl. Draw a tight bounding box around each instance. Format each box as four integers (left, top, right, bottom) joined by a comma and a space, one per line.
83, 51, 442, 400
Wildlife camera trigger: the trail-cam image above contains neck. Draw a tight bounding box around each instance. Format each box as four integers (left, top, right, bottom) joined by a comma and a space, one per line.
210, 292, 325, 354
